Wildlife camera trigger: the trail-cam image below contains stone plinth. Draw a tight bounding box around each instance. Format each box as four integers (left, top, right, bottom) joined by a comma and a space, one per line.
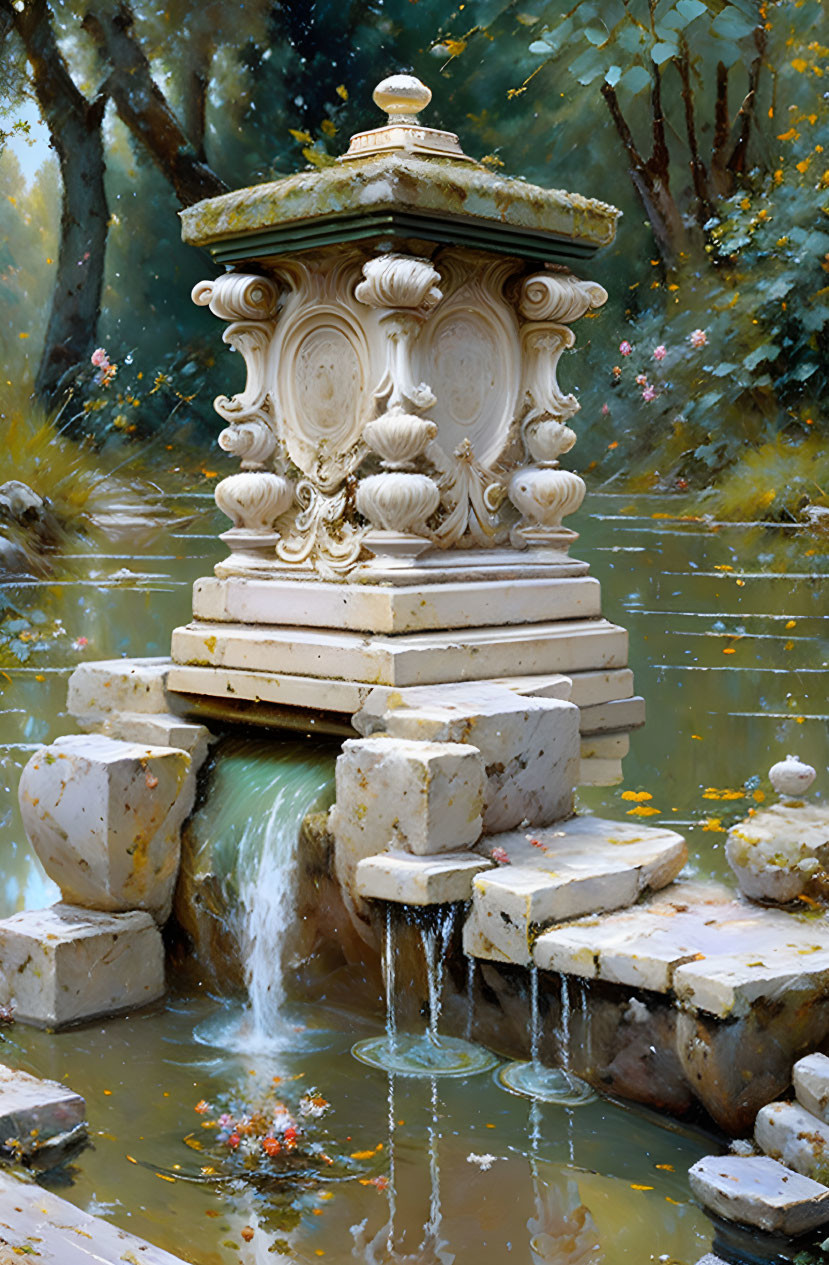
0, 904, 164, 1028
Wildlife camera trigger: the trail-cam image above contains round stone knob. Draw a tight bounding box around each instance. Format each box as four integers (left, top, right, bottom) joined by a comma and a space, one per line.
373, 74, 431, 124
769, 754, 816, 798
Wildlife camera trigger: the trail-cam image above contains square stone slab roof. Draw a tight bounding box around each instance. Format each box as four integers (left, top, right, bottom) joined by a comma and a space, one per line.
180, 74, 620, 267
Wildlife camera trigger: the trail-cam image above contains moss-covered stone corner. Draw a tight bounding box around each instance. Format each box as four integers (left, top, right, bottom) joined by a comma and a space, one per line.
179, 151, 620, 251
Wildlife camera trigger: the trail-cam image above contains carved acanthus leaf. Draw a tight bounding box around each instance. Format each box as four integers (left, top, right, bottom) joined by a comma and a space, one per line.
520, 323, 579, 429
519, 271, 608, 324
275, 479, 363, 576
218, 420, 278, 470
429, 438, 505, 549
355, 253, 442, 312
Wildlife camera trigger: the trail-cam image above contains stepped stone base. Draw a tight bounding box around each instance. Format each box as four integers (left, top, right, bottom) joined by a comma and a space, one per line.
0, 904, 164, 1028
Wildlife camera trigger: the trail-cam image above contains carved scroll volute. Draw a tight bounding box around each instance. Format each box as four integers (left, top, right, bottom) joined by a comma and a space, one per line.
509, 269, 607, 553
193, 274, 296, 575
354, 254, 443, 567
192, 273, 282, 459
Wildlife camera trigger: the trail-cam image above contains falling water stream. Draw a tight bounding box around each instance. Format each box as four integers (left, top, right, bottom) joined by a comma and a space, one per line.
497, 968, 596, 1105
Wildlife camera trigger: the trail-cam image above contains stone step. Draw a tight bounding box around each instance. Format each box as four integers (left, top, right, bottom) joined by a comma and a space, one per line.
462, 815, 686, 965
356, 850, 492, 905
0, 1065, 85, 1159
794, 1053, 829, 1124
755, 1101, 829, 1184
170, 616, 628, 688
687, 1153, 829, 1236
0, 1169, 189, 1263
193, 573, 602, 633
532, 882, 829, 1019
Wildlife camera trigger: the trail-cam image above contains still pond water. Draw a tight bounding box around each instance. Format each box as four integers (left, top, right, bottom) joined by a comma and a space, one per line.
0, 491, 826, 1264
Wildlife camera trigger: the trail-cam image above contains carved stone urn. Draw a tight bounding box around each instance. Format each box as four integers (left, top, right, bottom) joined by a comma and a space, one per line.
169, 72, 635, 760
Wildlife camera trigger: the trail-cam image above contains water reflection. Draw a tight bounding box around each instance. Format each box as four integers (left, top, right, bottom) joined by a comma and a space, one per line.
528, 1183, 604, 1265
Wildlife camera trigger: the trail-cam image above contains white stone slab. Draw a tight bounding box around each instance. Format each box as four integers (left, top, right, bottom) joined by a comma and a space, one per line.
19, 734, 193, 923
795, 1053, 829, 1123
171, 617, 629, 687
192, 574, 602, 633
0, 1065, 85, 1155
579, 733, 630, 759
0, 904, 164, 1028
469, 816, 687, 965
462, 905, 512, 964
67, 657, 182, 720
354, 683, 579, 834
0, 1169, 190, 1263
579, 696, 645, 735
533, 882, 829, 1018
167, 662, 371, 714
756, 1101, 829, 1182
330, 737, 485, 903
489, 673, 573, 701
578, 757, 624, 786
356, 851, 492, 905
726, 802, 829, 904
688, 1154, 829, 1235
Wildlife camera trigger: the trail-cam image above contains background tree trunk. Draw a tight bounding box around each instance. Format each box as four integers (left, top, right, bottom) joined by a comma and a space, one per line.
1, 0, 109, 407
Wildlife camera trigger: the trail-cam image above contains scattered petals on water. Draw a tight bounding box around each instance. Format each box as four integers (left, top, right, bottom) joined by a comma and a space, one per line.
241, 1227, 254, 1243
490, 846, 511, 865
701, 817, 726, 833
359, 1175, 390, 1190
467, 1152, 499, 1171
621, 791, 652, 802
626, 805, 661, 817
194, 1100, 210, 1115
630, 1184, 654, 1191
72, 636, 88, 651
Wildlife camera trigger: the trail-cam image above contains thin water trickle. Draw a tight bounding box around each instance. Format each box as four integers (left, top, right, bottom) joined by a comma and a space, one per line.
558, 974, 571, 1073
464, 955, 476, 1042
530, 965, 541, 1068
384, 904, 398, 1056
497, 967, 596, 1105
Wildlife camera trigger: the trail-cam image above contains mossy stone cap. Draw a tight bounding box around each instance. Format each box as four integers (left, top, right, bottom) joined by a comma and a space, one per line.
180, 73, 621, 266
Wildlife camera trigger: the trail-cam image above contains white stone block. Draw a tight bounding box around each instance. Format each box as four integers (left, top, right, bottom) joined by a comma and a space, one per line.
92, 711, 210, 760
0, 1168, 190, 1262
19, 734, 193, 923
192, 574, 602, 633
578, 696, 645, 735
756, 1101, 829, 1183
354, 683, 579, 833
688, 1154, 829, 1236
578, 756, 624, 786
330, 736, 485, 900
470, 816, 686, 965
726, 802, 829, 905
0, 904, 164, 1028
580, 733, 630, 759
559, 668, 635, 708
356, 851, 492, 906
0, 1064, 85, 1155
794, 1053, 829, 1123
171, 617, 629, 687
67, 657, 182, 720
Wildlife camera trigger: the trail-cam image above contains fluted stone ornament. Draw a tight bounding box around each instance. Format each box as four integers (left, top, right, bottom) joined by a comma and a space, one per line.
356, 472, 440, 566
343, 73, 472, 162
508, 467, 586, 552
214, 471, 294, 576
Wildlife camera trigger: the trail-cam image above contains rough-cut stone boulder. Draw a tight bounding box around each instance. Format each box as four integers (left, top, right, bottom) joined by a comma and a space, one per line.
795, 1053, 829, 1123
19, 734, 194, 923
688, 1154, 829, 1236
755, 1101, 829, 1184
726, 801, 829, 905
354, 682, 579, 833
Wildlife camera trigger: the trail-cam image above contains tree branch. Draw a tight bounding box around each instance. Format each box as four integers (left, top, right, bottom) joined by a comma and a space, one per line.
727, 22, 768, 177
82, 2, 227, 206
677, 39, 715, 228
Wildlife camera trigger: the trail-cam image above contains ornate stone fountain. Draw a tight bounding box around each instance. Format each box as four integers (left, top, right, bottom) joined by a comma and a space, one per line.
167, 74, 641, 766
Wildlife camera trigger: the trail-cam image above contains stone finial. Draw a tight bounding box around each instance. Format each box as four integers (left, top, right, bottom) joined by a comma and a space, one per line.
769, 754, 816, 798
342, 74, 472, 162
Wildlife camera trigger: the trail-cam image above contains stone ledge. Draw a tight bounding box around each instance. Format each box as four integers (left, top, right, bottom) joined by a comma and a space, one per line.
688, 1154, 829, 1236
356, 851, 492, 905
0, 1065, 85, 1158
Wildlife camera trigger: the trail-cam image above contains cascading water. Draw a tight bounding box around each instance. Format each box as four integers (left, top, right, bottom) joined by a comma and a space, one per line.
352, 904, 498, 1078
188, 734, 336, 1050
497, 967, 595, 1105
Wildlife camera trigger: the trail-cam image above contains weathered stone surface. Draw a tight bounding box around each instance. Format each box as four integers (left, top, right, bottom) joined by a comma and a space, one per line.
795, 1053, 829, 1123
87, 712, 210, 760
726, 801, 829, 905
578, 756, 624, 786
19, 733, 193, 922
171, 617, 629, 687
0, 904, 164, 1028
688, 1154, 829, 1235
0, 1065, 85, 1156
0, 1168, 190, 1263
193, 574, 602, 634
756, 1101, 829, 1184
330, 736, 484, 906
67, 657, 184, 721
578, 696, 645, 735
468, 816, 686, 965
356, 850, 492, 905
354, 682, 580, 833
531, 881, 829, 1018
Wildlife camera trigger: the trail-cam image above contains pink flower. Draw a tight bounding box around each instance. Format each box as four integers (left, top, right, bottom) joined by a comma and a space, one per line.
601, 403, 610, 416
641, 385, 657, 402
653, 344, 667, 361
619, 340, 633, 357
689, 329, 707, 349
72, 636, 88, 650
490, 846, 511, 865
635, 373, 648, 387
90, 348, 109, 368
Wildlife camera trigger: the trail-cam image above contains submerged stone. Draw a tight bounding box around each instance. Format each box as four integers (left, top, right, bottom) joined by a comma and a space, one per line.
0, 1064, 85, 1159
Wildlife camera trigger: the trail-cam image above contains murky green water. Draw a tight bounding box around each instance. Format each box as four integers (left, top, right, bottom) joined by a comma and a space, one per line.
0, 491, 826, 1263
